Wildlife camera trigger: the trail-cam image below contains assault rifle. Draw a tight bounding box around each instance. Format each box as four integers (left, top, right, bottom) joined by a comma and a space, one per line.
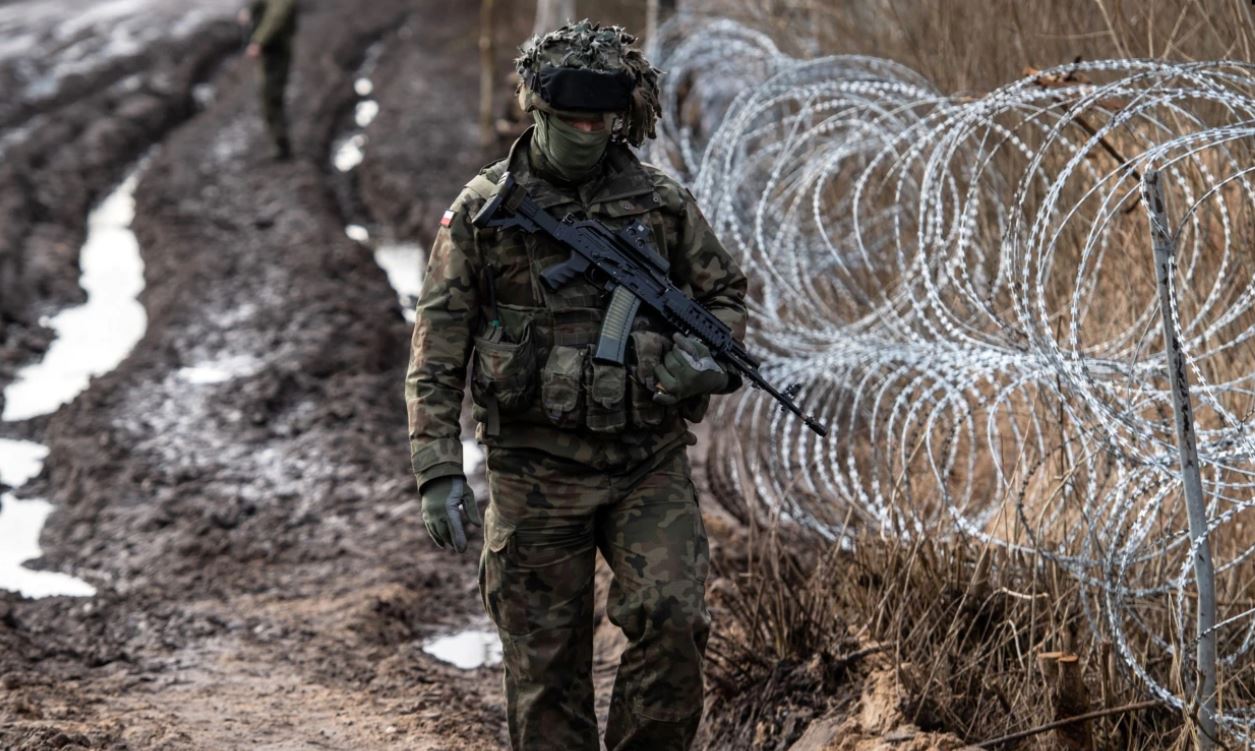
472, 173, 828, 437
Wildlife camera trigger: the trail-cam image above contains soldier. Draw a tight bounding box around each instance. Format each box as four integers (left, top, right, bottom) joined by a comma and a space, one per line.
406, 20, 747, 751
239, 0, 298, 160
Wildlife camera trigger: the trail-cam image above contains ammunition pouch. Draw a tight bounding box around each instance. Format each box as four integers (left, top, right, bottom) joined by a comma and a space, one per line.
467, 168, 703, 436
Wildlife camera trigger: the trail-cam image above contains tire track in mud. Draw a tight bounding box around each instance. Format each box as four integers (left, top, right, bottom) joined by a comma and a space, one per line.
1, 1, 509, 748
0, 0, 245, 134
0, 11, 263, 708
2, 2, 681, 747
0, 17, 241, 418
323, 16, 505, 672
0, 161, 150, 602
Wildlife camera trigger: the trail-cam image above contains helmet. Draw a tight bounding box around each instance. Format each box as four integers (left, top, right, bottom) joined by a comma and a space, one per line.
515, 20, 661, 147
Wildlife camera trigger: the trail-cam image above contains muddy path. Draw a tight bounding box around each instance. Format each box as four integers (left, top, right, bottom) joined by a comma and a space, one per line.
0, 1, 944, 748
0, 0, 515, 748
0, 10, 244, 402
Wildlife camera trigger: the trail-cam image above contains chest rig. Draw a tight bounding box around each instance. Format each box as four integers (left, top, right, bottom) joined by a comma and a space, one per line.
466, 139, 696, 437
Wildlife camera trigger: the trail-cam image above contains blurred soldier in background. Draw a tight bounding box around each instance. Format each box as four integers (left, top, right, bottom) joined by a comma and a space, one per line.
405, 20, 747, 751
238, 0, 298, 160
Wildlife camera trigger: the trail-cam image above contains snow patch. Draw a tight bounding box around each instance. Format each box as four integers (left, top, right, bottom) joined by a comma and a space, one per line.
345, 224, 370, 244
0, 164, 149, 598
374, 242, 422, 299
0, 438, 48, 488
0, 497, 97, 598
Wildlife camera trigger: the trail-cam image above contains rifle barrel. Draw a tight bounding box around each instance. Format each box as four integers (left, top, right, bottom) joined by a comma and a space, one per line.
481, 173, 830, 438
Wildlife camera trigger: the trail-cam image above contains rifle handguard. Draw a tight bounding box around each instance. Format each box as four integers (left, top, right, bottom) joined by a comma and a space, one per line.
468, 171, 828, 437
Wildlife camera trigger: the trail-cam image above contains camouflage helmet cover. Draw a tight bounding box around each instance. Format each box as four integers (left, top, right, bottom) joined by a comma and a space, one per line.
516, 19, 662, 147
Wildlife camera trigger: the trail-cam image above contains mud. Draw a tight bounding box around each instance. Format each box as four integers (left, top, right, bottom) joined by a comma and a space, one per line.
1, 0, 510, 748
0, 11, 240, 413
354, 12, 499, 247
0, 1, 956, 748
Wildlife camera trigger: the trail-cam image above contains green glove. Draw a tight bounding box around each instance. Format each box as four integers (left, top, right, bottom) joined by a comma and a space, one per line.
652, 333, 728, 406
420, 476, 482, 553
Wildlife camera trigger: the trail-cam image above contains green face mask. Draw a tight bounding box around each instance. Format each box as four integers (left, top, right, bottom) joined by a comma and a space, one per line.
531, 110, 612, 182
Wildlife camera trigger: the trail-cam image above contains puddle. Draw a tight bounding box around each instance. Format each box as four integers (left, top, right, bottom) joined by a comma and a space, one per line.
0, 438, 96, 598
345, 224, 370, 244
463, 439, 484, 478
176, 354, 261, 385
354, 99, 379, 128
422, 629, 502, 670
192, 81, 215, 108
0, 165, 148, 598
330, 43, 426, 324
332, 132, 366, 173
3, 170, 147, 421
375, 242, 424, 323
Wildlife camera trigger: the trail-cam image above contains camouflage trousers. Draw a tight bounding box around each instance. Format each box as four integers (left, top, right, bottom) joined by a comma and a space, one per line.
480, 446, 710, 750
258, 47, 291, 154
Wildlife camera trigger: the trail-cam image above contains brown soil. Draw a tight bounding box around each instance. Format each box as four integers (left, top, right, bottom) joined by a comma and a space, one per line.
1, 1, 506, 748
0, 1, 971, 749
0, 18, 240, 414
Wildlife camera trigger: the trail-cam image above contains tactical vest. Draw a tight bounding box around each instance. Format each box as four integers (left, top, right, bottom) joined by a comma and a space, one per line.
464, 141, 707, 438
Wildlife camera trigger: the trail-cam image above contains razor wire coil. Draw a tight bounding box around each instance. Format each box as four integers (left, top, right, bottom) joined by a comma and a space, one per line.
647, 16, 1255, 740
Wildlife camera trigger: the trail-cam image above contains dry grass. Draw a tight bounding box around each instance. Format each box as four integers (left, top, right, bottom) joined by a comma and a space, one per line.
686, 0, 1255, 747
704, 523, 1193, 749
695, 0, 1255, 92
484, 2, 1255, 745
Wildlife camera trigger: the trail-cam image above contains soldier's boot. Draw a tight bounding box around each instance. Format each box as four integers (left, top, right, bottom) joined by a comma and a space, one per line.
481, 501, 601, 749
600, 452, 710, 751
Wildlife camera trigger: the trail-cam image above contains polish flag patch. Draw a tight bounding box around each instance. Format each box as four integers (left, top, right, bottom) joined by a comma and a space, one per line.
440, 209, 455, 228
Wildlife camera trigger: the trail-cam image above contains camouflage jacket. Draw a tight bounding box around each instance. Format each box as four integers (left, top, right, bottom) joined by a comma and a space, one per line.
250, 0, 297, 49
406, 128, 748, 488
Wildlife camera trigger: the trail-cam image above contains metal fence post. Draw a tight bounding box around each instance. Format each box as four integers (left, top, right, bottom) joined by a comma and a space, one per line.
1142, 169, 1219, 750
